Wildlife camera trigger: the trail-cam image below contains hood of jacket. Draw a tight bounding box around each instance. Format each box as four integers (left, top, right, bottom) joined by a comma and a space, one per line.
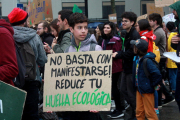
13, 26, 37, 43
169, 1, 180, 33
139, 30, 156, 41
0, 19, 14, 35
40, 32, 54, 39
141, 52, 156, 61
71, 33, 97, 49
57, 29, 70, 43
169, 1, 180, 20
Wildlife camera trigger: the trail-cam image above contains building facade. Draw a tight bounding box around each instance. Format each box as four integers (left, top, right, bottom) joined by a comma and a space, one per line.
0, 0, 172, 20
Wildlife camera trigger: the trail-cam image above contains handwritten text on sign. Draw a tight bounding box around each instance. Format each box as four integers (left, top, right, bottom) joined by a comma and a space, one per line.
28, 0, 53, 26
43, 51, 112, 111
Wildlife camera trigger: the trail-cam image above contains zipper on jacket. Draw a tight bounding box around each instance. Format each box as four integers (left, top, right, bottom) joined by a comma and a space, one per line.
136, 57, 143, 96
74, 42, 81, 52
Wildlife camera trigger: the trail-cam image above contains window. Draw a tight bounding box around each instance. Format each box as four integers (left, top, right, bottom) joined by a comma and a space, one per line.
62, 2, 85, 14
102, 1, 125, 19
141, 0, 154, 15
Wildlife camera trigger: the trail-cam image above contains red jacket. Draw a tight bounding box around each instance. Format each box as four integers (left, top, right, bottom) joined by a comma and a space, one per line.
0, 19, 18, 86
139, 30, 156, 52
102, 36, 123, 73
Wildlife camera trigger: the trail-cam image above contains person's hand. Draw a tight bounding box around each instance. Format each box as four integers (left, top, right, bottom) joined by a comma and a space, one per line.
44, 42, 51, 54
112, 52, 118, 58
51, 37, 57, 49
46, 111, 53, 113
155, 85, 161, 91
171, 35, 180, 44
89, 110, 99, 113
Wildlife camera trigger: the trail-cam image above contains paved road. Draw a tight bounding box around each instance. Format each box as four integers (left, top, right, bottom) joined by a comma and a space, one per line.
100, 101, 180, 120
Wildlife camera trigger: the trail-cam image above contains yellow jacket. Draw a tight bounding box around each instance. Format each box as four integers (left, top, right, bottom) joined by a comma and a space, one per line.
166, 32, 178, 68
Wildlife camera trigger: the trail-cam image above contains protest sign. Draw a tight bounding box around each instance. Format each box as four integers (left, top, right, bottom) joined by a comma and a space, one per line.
155, 0, 174, 7
109, 13, 117, 24
155, 0, 179, 7
137, 14, 148, 22
0, 81, 26, 120
146, 3, 164, 17
163, 52, 180, 63
162, 13, 176, 25
43, 51, 112, 112
28, 0, 53, 26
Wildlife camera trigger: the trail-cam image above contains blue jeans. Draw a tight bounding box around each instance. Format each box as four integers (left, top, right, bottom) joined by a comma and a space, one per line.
168, 68, 178, 91
154, 90, 158, 108
175, 71, 180, 111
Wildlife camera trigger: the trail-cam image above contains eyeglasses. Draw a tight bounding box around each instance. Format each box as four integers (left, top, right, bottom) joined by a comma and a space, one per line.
37, 28, 43, 31
121, 20, 130, 23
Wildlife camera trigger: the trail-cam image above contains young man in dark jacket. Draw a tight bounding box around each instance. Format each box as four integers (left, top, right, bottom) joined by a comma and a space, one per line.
52, 9, 73, 53
131, 39, 161, 120
169, 1, 180, 111
112, 12, 140, 120
44, 9, 73, 54
37, 21, 54, 46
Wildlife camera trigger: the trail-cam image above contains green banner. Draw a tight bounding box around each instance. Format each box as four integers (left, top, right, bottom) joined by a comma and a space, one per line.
0, 81, 26, 120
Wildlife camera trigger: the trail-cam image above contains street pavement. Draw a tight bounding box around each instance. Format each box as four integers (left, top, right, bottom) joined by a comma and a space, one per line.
100, 101, 180, 120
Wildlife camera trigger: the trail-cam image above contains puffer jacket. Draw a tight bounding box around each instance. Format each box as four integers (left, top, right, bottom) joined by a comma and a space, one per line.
167, 31, 178, 68
65, 34, 102, 52
13, 26, 47, 81
132, 52, 162, 94
102, 36, 123, 73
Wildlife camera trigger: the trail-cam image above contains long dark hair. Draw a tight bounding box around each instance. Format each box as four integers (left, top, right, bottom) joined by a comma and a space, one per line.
101, 22, 116, 39
50, 19, 59, 33
138, 19, 152, 31
98, 24, 104, 32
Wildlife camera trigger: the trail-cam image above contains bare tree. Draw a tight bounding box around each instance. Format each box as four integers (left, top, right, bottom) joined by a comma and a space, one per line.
111, 0, 116, 14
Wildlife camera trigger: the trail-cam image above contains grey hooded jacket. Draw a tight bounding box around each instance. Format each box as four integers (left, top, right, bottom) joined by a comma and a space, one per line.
65, 34, 102, 52
13, 26, 47, 81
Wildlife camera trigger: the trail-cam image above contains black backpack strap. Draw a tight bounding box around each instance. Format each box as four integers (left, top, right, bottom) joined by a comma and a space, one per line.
143, 58, 150, 79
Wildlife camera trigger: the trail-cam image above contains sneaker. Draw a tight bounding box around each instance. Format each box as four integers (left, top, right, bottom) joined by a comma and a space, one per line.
109, 110, 124, 118
154, 108, 159, 115
125, 104, 130, 110
107, 109, 116, 117
158, 105, 162, 109
162, 98, 175, 106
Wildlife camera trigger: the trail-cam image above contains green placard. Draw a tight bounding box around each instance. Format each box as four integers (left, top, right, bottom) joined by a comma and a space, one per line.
0, 81, 26, 120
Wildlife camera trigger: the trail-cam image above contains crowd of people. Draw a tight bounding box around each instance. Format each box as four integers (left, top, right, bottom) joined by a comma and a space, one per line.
1, 1, 180, 120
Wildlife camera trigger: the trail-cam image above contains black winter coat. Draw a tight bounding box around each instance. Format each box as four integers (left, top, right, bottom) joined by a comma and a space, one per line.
115, 27, 140, 74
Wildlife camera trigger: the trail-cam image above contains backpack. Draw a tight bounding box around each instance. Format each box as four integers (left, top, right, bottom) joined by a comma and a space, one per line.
153, 42, 160, 63
13, 42, 26, 88
16, 41, 36, 81
143, 58, 159, 80
0, 26, 26, 88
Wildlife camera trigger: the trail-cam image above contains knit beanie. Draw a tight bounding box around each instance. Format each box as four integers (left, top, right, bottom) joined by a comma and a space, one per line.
166, 22, 176, 32
8, 8, 28, 26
